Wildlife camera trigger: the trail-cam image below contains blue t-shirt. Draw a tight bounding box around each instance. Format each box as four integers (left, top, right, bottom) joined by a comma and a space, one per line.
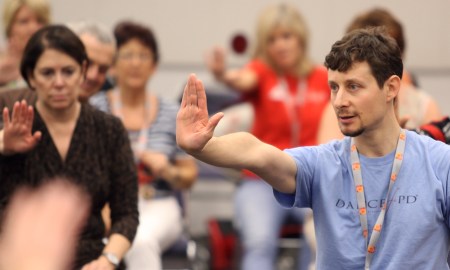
275, 130, 450, 269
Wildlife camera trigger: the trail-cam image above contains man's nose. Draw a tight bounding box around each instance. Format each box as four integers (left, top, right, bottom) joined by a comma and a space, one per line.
332, 88, 349, 109
86, 66, 99, 80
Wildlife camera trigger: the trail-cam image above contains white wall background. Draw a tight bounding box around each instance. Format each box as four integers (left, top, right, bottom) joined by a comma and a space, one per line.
1, 0, 449, 114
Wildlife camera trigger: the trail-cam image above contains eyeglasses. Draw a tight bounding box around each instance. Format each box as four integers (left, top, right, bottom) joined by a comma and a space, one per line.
117, 52, 153, 62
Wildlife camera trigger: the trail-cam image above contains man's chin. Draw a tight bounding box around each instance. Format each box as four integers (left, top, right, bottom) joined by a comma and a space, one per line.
341, 127, 364, 137
78, 92, 90, 102
79, 88, 96, 101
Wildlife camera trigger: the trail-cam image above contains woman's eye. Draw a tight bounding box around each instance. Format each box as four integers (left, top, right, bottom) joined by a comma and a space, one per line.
40, 69, 54, 77
283, 32, 292, 39
62, 68, 75, 76
17, 18, 29, 25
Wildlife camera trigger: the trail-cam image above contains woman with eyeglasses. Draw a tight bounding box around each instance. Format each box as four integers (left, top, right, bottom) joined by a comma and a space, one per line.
91, 20, 198, 270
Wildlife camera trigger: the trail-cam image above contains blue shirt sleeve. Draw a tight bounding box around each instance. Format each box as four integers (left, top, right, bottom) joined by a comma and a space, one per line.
273, 146, 320, 209
431, 141, 450, 227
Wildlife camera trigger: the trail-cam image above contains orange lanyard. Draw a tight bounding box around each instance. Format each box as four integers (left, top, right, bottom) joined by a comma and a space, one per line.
350, 129, 406, 269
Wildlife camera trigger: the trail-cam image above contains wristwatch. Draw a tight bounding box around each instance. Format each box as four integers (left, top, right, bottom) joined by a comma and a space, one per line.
102, 252, 119, 268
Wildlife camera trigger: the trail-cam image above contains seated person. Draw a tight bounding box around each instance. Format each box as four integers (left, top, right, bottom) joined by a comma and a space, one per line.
0, 25, 138, 269
91, 21, 198, 270
0, 0, 50, 90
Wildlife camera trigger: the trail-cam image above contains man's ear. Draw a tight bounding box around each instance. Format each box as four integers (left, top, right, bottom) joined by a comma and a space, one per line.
81, 60, 88, 79
385, 75, 401, 103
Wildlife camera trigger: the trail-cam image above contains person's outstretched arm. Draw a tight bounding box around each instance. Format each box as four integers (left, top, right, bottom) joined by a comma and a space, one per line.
177, 74, 297, 193
206, 47, 258, 93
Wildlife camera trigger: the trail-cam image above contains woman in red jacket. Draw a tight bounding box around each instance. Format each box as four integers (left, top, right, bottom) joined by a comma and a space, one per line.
207, 3, 329, 270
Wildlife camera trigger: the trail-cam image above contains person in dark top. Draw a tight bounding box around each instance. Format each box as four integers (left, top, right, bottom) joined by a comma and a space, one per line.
0, 21, 117, 129
0, 25, 138, 270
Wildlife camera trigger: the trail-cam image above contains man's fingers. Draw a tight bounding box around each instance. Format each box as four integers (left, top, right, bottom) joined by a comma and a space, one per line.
181, 80, 188, 108
196, 78, 207, 110
208, 112, 224, 132
3, 107, 10, 128
187, 74, 197, 107
180, 83, 188, 108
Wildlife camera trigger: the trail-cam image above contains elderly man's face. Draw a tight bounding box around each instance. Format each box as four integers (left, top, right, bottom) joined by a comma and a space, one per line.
78, 33, 115, 101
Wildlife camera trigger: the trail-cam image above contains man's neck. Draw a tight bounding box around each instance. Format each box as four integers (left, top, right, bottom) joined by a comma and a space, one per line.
353, 114, 401, 157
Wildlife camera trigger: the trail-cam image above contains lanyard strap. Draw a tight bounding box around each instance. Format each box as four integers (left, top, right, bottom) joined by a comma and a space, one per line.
350, 129, 406, 269
279, 78, 307, 146
110, 89, 155, 159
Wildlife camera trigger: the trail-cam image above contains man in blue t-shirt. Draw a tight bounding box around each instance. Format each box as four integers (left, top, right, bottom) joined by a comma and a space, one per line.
176, 28, 450, 270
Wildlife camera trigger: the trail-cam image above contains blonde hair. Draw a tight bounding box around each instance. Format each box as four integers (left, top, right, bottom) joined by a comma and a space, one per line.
253, 3, 312, 76
3, 0, 51, 37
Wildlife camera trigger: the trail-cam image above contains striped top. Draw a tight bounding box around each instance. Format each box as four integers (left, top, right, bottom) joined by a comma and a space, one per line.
90, 90, 186, 161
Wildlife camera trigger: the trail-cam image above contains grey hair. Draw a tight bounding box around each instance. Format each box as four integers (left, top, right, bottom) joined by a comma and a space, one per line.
66, 21, 116, 47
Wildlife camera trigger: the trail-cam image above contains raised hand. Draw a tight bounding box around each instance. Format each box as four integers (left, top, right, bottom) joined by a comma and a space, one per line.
2, 100, 42, 155
206, 46, 226, 80
176, 74, 223, 153
0, 179, 89, 270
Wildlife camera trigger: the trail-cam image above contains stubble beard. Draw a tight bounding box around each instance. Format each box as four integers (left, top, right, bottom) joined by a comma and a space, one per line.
340, 124, 365, 137
336, 109, 364, 137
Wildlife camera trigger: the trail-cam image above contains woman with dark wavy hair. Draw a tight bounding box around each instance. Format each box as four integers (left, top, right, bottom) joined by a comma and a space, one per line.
0, 25, 138, 270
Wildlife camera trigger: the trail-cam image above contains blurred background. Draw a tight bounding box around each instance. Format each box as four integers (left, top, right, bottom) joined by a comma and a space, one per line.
1, 1, 448, 268
0, 0, 447, 113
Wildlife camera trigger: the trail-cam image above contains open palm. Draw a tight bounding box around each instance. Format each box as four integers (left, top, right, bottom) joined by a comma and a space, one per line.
176, 74, 223, 153
2, 101, 41, 155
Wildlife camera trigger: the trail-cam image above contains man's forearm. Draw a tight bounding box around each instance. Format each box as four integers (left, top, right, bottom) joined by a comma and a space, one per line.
188, 132, 297, 193
188, 132, 262, 169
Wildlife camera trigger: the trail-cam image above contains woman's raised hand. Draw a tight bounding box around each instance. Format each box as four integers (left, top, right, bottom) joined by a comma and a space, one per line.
206, 46, 226, 80
2, 100, 42, 155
